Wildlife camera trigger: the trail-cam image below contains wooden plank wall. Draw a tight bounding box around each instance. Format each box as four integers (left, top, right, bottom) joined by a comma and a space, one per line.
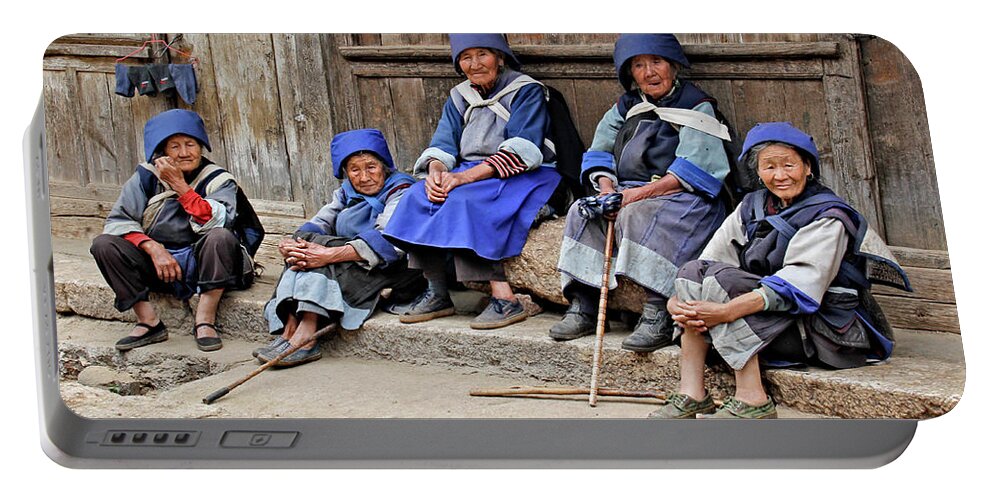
43, 33, 957, 333
859, 36, 945, 251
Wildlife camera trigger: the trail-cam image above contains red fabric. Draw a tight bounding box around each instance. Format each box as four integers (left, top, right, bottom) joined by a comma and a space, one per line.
177, 190, 213, 225
123, 232, 152, 247
483, 149, 528, 179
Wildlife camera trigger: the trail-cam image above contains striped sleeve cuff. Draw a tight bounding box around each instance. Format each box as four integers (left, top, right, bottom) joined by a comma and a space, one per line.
484, 150, 529, 179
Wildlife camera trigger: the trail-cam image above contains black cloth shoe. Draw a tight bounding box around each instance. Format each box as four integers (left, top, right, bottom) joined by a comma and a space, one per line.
115, 321, 168, 351
548, 300, 600, 341
620, 303, 675, 352
194, 323, 223, 352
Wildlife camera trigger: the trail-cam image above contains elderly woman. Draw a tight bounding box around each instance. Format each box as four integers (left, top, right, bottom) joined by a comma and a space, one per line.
256, 129, 424, 367
383, 34, 560, 330
552, 34, 731, 351
90, 109, 257, 352
652, 122, 911, 419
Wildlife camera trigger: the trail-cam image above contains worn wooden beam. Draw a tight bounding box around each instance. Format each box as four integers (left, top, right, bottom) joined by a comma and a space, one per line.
45, 43, 152, 59
50, 181, 122, 201
50, 183, 305, 219
339, 42, 841, 61
874, 295, 960, 334
889, 247, 950, 270
350, 59, 828, 81
51, 34, 150, 45
872, 266, 956, 304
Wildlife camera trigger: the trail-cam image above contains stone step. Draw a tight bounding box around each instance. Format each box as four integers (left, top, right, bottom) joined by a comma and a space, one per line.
59, 314, 823, 419
53, 237, 964, 419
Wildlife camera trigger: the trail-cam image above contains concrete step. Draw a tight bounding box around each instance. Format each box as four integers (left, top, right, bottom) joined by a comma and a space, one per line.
53, 237, 964, 419
58, 315, 823, 419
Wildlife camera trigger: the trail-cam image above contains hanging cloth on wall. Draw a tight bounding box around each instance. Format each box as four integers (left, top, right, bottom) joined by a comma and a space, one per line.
114, 37, 200, 104
114, 63, 199, 104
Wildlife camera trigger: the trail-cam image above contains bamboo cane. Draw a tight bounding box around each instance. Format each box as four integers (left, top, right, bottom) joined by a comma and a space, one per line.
589, 220, 615, 407
202, 323, 336, 404
471, 385, 668, 401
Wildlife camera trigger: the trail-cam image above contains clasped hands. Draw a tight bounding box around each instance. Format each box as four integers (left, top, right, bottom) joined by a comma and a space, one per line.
667, 296, 732, 335
278, 238, 351, 271
424, 160, 470, 203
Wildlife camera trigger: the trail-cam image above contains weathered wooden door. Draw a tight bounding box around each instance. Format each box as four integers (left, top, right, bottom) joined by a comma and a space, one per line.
43, 33, 954, 333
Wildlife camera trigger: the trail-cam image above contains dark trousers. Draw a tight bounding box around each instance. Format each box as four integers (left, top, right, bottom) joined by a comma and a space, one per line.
407, 247, 506, 283
90, 228, 245, 312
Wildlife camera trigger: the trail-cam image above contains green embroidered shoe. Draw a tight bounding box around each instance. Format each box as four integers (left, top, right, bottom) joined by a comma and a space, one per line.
647, 393, 717, 419
702, 396, 778, 419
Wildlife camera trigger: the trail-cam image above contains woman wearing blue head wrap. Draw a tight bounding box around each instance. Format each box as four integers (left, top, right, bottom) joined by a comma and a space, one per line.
255, 129, 424, 368
552, 34, 732, 353
383, 34, 561, 330
90, 109, 257, 353
652, 122, 911, 419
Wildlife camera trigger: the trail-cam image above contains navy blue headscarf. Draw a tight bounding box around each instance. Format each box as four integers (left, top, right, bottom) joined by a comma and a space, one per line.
143, 109, 212, 162
613, 34, 690, 91
739, 122, 821, 178
448, 33, 521, 75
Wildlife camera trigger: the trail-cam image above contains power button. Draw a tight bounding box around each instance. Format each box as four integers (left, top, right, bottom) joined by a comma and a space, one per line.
220, 431, 298, 449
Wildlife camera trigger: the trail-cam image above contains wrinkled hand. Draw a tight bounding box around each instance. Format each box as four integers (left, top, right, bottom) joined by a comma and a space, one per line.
287, 240, 358, 271
668, 297, 707, 334
278, 237, 307, 259
142, 241, 182, 283
669, 298, 732, 333
438, 171, 469, 193
424, 161, 450, 203
682, 300, 732, 328
284, 240, 330, 270
154, 157, 191, 195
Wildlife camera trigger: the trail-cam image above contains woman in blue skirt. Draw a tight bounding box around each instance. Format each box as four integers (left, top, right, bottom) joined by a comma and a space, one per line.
384, 34, 560, 330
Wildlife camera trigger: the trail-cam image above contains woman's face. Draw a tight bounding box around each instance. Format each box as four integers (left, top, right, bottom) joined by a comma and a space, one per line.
756, 144, 812, 206
162, 134, 203, 173
458, 47, 503, 90
630, 54, 676, 99
345, 153, 387, 196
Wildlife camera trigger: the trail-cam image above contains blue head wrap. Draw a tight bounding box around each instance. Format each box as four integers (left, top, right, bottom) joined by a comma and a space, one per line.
142, 109, 211, 162
449, 33, 521, 75
739, 122, 821, 177
330, 128, 396, 179
613, 34, 690, 90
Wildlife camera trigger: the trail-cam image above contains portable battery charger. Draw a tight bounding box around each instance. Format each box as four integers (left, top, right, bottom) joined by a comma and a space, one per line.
26, 32, 964, 468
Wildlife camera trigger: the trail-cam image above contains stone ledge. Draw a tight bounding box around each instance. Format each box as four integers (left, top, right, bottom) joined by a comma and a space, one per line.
53, 237, 965, 419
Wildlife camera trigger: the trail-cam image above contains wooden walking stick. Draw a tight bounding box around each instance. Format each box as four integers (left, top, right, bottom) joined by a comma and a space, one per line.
203, 323, 336, 404
589, 219, 615, 407
472, 385, 668, 401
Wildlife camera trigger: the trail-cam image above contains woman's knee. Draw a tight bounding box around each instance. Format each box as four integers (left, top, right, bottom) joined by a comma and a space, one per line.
90, 234, 126, 262
200, 228, 240, 251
